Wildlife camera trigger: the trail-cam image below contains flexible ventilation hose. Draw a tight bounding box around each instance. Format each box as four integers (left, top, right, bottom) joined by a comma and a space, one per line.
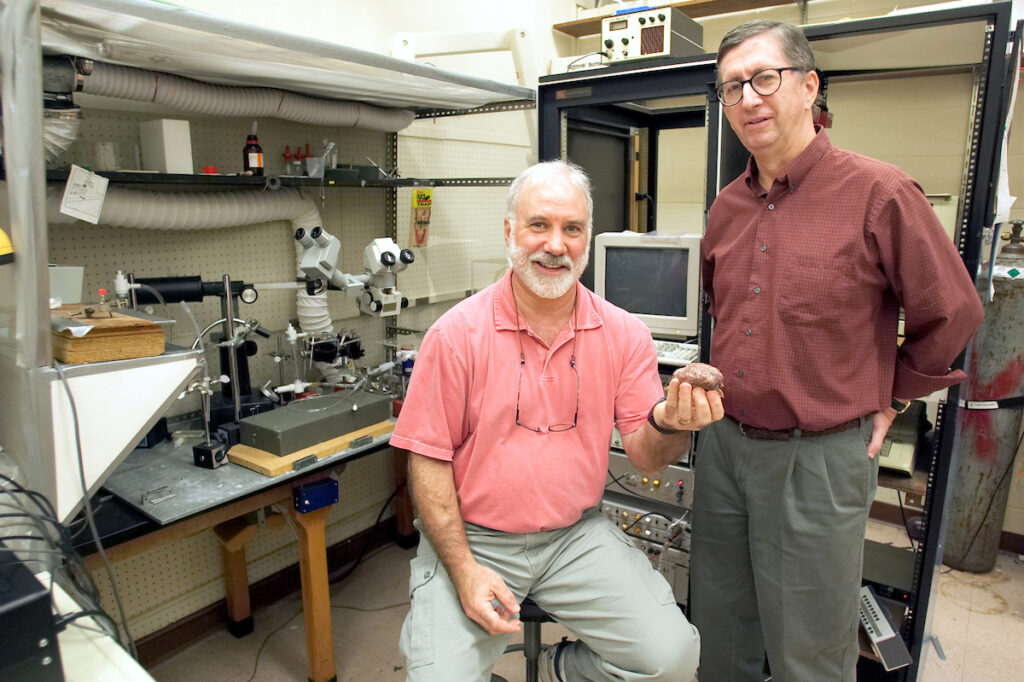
41, 185, 338, 369
82, 61, 416, 132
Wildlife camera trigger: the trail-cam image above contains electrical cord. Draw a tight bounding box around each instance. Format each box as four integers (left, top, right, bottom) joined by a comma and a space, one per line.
0, 503, 64, 548
67, 494, 111, 541
246, 487, 403, 682
896, 491, 917, 552
605, 469, 640, 497
54, 608, 121, 637
0, 478, 103, 605
0, 472, 61, 518
245, 603, 304, 682
950, 427, 1024, 567
566, 51, 610, 70
53, 361, 139, 659
329, 600, 409, 611
328, 485, 401, 585
0, 548, 67, 563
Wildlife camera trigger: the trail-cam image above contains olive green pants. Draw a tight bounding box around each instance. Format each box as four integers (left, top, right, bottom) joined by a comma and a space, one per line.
401, 509, 699, 681
690, 416, 878, 682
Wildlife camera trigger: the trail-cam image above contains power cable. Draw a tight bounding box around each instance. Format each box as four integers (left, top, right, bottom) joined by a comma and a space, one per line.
53, 361, 138, 658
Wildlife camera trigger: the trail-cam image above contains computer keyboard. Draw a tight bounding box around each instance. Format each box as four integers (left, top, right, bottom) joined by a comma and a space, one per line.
653, 339, 700, 367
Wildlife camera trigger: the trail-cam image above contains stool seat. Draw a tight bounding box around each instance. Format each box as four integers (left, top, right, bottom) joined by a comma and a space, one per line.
519, 597, 554, 623
492, 597, 557, 682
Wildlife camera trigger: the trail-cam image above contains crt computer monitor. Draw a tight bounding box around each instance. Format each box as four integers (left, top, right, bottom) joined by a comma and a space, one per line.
594, 230, 701, 340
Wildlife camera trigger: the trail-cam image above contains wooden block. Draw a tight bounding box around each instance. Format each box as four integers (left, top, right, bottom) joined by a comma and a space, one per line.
228, 420, 395, 477
51, 305, 164, 363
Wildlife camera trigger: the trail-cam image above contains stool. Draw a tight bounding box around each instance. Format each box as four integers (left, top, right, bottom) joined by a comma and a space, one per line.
520, 597, 555, 681
492, 597, 555, 682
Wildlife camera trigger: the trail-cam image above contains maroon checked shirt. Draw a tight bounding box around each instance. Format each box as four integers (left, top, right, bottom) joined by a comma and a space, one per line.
701, 129, 983, 432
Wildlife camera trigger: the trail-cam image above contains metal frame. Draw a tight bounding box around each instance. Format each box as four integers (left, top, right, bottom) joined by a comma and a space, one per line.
0, 0, 57, 512
537, 4, 1016, 679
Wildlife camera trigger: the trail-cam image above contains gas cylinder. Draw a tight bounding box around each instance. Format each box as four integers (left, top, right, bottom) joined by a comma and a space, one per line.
945, 223, 1024, 572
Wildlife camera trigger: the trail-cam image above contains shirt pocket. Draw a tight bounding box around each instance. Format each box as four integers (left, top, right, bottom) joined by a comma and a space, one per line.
777, 261, 856, 329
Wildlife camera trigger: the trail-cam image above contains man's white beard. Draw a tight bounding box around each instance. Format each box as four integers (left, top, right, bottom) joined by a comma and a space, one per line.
507, 231, 590, 299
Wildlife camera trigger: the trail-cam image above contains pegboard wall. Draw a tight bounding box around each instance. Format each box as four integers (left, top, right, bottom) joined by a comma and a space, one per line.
89, 453, 396, 638
49, 109, 397, 415
393, 119, 532, 352
54, 102, 533, 638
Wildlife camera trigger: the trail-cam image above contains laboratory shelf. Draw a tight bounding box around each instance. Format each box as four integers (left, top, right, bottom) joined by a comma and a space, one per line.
35, 169, 516, 189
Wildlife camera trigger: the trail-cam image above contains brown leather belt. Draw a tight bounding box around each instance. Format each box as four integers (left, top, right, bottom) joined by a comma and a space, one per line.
725, 414, 861, 441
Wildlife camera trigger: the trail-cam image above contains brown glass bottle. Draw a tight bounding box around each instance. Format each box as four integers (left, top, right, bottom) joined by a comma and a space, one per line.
243, 134, 264, 176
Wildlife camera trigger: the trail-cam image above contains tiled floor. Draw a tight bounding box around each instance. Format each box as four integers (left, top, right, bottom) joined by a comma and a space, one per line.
868, 526, 1024, 682
148, 520, 1023, 681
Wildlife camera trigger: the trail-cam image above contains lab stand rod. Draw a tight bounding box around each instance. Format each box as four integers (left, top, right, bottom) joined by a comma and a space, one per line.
222, 274, 242, 424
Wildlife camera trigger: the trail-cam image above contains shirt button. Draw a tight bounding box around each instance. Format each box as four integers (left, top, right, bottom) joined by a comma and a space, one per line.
737, 370, 744, 377
745, 328, 752, 335
760, 245, 768, 252
768, 203, 775, 210
754, 286, 761, 294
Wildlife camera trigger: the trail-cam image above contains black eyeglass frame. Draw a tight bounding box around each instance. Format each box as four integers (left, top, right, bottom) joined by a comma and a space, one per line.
514, 331, 580, 434
715, 67, 802, 107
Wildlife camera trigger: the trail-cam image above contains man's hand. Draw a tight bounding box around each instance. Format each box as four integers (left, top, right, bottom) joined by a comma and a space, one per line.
452, 562, 522, 635
657, 378, 725, 432
867, 409, 897, 460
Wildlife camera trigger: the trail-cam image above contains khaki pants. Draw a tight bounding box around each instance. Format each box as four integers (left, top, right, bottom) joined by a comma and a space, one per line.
690, 416, 878, 682
401, 509, 699, 681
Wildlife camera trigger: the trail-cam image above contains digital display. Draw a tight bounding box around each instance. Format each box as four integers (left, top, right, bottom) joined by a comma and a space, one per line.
604, 246, 687, 317
609, 19, 628, 30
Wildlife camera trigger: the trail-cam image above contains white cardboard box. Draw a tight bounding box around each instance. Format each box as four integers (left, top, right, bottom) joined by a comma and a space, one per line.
139, 119, 193, 174
49, 265, 84, 304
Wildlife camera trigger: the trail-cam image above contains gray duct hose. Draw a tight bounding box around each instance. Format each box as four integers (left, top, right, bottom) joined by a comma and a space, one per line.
39, 184, 339, 373
81, 61, 416, 132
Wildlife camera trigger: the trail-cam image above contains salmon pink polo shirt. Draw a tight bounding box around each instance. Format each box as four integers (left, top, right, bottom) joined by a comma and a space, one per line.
390, 269, 663, 533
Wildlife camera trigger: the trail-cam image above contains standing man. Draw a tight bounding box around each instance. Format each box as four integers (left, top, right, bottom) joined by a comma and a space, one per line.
392, 160, 722, 681
691, 20, 983, 681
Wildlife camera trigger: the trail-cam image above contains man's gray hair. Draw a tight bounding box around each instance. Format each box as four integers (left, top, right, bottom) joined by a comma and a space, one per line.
716, 20, 815, 84
506, 160, 593, 231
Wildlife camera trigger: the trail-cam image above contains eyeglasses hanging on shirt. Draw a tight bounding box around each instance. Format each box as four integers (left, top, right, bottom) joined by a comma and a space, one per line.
513, 305, 579, 434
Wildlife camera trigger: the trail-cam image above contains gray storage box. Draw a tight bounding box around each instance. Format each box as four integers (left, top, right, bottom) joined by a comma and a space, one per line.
238, 391, 392, 455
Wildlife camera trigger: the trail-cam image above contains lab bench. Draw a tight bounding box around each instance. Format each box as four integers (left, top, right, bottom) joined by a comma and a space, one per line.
73, 425, 393, 681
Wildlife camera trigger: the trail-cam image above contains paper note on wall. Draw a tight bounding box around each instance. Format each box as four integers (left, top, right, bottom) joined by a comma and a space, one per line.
60, 165, 108, 224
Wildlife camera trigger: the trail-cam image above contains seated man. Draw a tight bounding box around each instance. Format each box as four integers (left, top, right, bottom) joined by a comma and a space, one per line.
392, 160, 723, 681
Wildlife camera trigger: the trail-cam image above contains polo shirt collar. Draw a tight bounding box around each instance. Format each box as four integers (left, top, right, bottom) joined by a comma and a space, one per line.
743, 125, 831, 196
493, 268, 604, 332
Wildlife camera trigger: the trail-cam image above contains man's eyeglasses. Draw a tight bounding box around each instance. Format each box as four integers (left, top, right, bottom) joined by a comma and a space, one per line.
514, 330, 579, 434
716, 67, 801, 107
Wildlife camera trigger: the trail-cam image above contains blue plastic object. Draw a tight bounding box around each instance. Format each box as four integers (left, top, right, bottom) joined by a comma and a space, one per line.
293, 478, 339, 513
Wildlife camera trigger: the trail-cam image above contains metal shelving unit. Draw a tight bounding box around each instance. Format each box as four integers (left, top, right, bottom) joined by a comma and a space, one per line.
537, 4, 1016, 679
0, 0, 535, 523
